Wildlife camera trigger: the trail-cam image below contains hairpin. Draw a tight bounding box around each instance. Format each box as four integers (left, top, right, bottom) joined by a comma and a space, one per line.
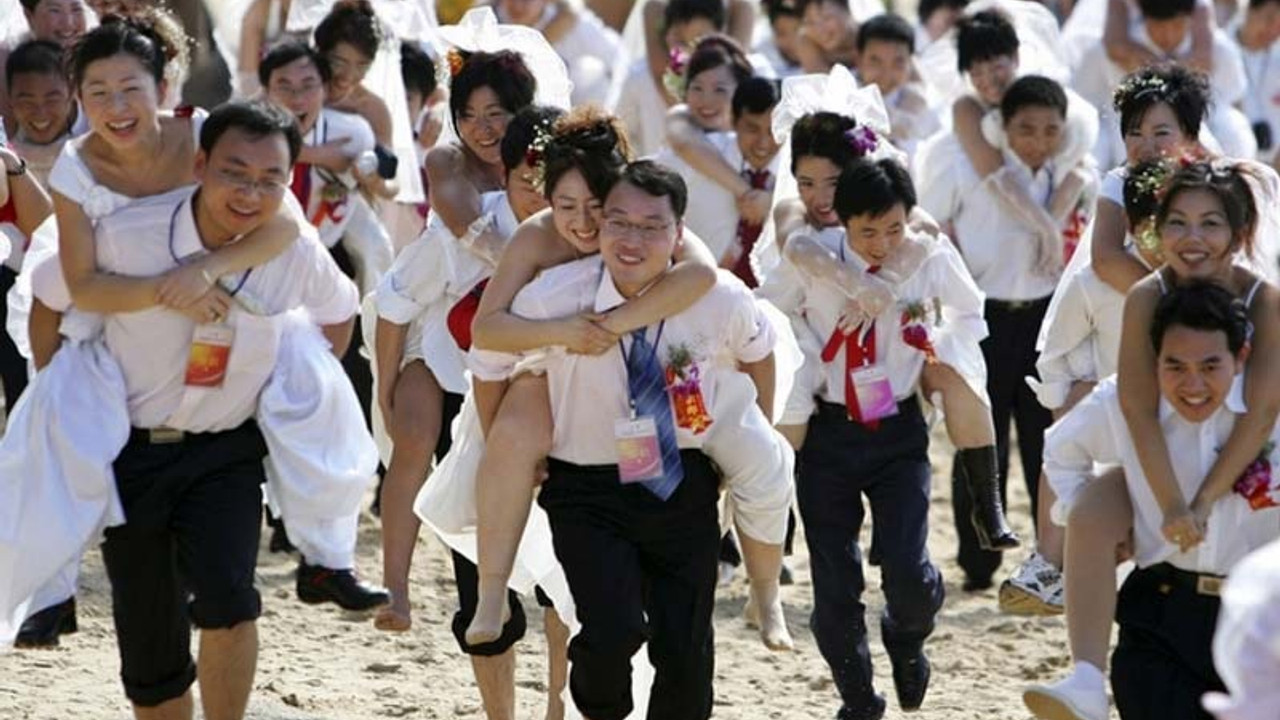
523, 117, 555, 193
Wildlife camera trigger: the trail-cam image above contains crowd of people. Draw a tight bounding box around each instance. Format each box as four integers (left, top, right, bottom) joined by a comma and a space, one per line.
1, 0, 1279, 719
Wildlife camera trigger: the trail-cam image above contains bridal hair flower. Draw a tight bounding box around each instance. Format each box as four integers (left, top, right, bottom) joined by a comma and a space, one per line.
662, 46, 690, 101
844, 125, 880, 157
1113, 73, 1168, 107
523, 116, 556, 193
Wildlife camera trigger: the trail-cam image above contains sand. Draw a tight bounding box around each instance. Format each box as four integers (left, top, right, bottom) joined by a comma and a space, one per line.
0, 425, 1091, 720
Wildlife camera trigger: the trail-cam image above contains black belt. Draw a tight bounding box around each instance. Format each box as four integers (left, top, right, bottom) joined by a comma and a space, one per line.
815, 397, 917, 418
1144, 562, 1224, 598
986, 296, 1052, 312
126, 420, 259, 447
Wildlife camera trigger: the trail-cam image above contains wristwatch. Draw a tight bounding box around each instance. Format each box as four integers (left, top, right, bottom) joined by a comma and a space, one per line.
5, 156, 27, 177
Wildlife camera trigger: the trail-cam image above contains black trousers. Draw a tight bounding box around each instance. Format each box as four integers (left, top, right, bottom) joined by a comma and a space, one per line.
101, 421, 268, 707
1111, 563, 1224, 720
797, 399, 944, 715
953, 296, 1053, 581
0, 266, 28, 408
538, 451, 721, 720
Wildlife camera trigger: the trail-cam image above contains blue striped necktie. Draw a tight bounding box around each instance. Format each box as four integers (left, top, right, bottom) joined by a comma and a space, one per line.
625, 328, 684, 500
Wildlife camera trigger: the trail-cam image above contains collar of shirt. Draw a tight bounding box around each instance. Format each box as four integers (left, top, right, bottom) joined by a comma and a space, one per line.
1158, 373, 1248, 425
593, 264, 650, 314
170, 194, 212, 261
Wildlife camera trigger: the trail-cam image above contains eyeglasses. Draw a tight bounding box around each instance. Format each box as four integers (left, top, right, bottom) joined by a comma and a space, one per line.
214, 167, 289, 197
268, 81, 323, 100
603, 217, 673, 240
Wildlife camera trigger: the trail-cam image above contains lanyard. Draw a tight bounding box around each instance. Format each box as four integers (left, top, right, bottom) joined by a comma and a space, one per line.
167, 200, 251, 296
619, 320, 667, 417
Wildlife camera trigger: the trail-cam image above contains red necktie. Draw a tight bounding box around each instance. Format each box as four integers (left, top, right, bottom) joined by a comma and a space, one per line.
731, 168, 771, 288
820, 265, 881, 427
290, 162, 312, 208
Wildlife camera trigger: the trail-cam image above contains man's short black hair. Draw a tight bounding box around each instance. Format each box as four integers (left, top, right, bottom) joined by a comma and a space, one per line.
834, 157, 916, 223
258, 41, 331, 89
1250, 0, 1280, 9
732, 76, 780, 120
1150, 280, 1250, 356
999, 75, 1068, 123
4, 39, 64, 89
797, 0, 849, 16
400, 41, 436, 99
856, 13, 915, 54
663, 0, 726, 33
918, 0, 969, 25
201, 99, 304, 165
1137, 0, 1197, 20
607, 160, 688, 219
956, 9, 1018, 72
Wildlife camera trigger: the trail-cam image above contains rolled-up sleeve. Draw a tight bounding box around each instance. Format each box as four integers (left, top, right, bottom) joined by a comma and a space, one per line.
1043, 385, 1118, 526
296, 234, 359, 325
375, 229, 449, 325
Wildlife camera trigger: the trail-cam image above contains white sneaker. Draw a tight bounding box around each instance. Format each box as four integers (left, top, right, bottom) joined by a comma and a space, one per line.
1024, 666, 1108, 720
1000, 551, 1065, 616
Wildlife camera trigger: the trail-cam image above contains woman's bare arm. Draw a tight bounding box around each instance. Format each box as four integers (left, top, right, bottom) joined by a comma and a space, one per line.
1092, 197, 1150, 292
643, 0, 676, 106
237, 0, 272, 95
1117, 279, 1191, 532
2, 148, 52, 236
56, 192, 164, 312
1192, 281, 1280, 509
597, 229, 718, 334
665, 107, 752, 198
1103, 0, 1159, 72
953, 97, 1003, 178
471, 217, 609, 353
426, 144, 483, 237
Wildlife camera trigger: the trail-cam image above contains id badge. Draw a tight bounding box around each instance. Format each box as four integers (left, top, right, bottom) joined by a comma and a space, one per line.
851, 365, 898, 422
184, 324, 235, 388
615, 416, 665, 484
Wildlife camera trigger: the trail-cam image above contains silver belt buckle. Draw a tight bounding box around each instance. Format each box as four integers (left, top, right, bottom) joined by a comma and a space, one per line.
149, 427, 185, 445
1196, 575, 1222, 597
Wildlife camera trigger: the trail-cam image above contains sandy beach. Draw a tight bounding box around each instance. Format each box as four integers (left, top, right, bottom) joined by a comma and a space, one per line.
0, 423, 1088, 720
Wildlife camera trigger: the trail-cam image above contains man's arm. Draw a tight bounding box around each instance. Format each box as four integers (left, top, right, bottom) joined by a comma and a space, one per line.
321, 317, 355, 357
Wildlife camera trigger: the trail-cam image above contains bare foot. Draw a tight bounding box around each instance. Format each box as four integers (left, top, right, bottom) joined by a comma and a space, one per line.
744, 592, 793, 652
465, 590, 511, 646
374, 604, 411, 632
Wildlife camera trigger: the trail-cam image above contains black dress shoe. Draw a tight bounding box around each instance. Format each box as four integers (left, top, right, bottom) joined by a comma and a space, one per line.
890, 651, 931, 711
962, 575, 994, 592
15, 597, 77, 648
779, 562, 795, 586
296, 562, 389, 611
268, 519, 296, 554
837, 694, 886, 720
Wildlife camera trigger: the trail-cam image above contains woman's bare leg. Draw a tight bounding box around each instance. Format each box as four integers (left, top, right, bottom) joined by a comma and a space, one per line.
739, 530, 793, 650
1036, 473, 1065, 568
921, 363, 995, 449
776, 423, 807, 451
1063, 468, 1132, 670
376, 361, 443, 631
544, 609, 570, 720
468, 374, 553, 645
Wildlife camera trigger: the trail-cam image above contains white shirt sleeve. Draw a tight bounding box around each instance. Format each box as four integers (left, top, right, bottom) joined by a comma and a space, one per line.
930, 242, 987, 345
1034, 273, 1096, 409
914, 137, 965, 226
723, 277, 776, 364
1043, 383, 1121, 525
375, 228, 450, 324
1213, 33, 1249, 107
294, 233, 360, 325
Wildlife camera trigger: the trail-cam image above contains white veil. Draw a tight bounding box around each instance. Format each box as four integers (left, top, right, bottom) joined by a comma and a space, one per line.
431, 6, 574, 145
285, 0, 441, 204
0, 0, 29, 48
915, 0, 1071, 117
752, 64, 897, 281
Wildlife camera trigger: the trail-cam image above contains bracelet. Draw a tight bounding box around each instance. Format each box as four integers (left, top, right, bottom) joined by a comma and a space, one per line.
5, 157, 27, 177
460, 212, 494, 248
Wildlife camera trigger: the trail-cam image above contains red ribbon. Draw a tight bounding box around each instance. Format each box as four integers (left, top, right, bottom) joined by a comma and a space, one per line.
821, 321, 878, 428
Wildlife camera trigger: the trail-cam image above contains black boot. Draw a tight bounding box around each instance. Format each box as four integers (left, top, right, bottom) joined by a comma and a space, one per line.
956, 446, 1020, 551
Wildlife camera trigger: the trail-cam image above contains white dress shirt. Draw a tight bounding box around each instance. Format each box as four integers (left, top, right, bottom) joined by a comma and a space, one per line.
471, 257, 775, 465
1044, 377, 1280, 573
375, 191, 517, 394
775, 230, 987, 405
918, 140, 1061, 301
658, 131, 780, 264
1031, 263, 1125, 409
1232, 29, 1280, 164
299, 108, 377, 248
90, 189, 357, 432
